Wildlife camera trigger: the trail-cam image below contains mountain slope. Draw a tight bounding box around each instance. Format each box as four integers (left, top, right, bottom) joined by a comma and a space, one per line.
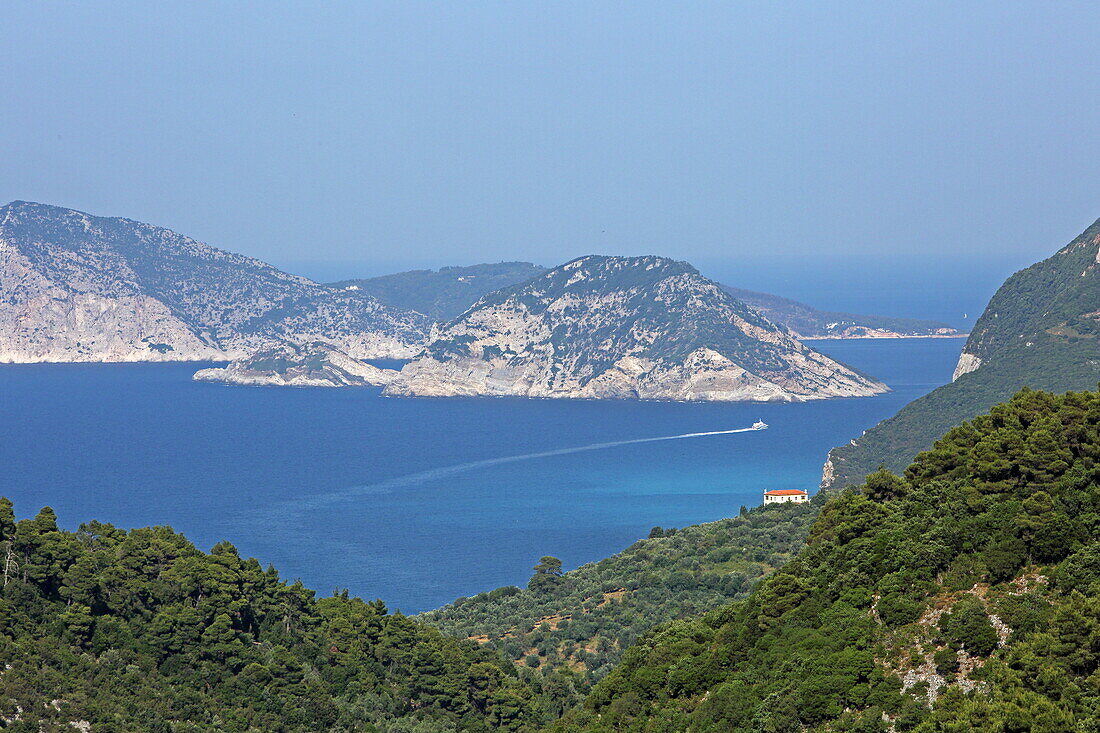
0, 501, 549, 731
558, 387, 1100, 731
335, 260, 959, 339
721, 286, 960, 339
384, 255, 888, 402
333, 262, 548, 321
0, 201, 428, 362
953, 217, 1100, 379
823, 218, 1100, 488
422, 503, 819, 686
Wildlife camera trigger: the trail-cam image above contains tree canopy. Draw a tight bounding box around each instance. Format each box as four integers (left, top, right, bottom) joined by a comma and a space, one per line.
0, 503, 550, 731
555, 387, 1100, 731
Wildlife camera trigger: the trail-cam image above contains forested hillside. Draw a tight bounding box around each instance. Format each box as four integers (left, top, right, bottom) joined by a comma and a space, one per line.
423, 503, 818, 686
10, 385, 1100, 731
825, 218, 1100, 487
0, 504, 562, 731
555, 387, 1100, 731
331, 263, 547, 322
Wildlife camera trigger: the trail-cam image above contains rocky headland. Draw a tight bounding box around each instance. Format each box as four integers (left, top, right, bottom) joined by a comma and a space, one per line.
193, 342, 399, 388
383, 255, 889, 402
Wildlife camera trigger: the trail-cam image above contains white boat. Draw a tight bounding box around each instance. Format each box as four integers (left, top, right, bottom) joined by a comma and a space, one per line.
752, 420, 768, 430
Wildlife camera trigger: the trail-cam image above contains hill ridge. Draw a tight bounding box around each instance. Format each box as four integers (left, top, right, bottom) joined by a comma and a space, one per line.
0, 200, 428, 363
384, 254, 888, 402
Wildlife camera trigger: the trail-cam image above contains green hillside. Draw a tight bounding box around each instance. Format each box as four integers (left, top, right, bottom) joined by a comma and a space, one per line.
554, 387, 1100, 731
825, 218, 1100, 488
0, 504, 553, 731
422, 503, 819, 687
328, 257, 955, 339
962, 217, 1100, 362
332, 262, 547, 321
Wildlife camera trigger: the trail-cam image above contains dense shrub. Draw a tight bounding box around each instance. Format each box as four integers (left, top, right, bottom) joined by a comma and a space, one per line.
933, 648, 959, 673
1053, 542, 1100, 594
939, 597, 999, 657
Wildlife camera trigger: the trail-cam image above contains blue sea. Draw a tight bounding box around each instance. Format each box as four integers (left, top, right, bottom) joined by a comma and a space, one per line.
0, 338, 961, 612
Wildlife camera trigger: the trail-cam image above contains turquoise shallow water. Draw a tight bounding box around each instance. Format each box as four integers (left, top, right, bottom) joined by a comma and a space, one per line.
0, 338, 961, 612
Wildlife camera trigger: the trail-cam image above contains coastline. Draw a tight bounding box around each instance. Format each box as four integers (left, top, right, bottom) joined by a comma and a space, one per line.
801, 333, 968, 341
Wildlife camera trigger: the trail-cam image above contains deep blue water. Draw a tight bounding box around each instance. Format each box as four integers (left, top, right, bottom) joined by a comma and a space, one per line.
0, 338, 961, 612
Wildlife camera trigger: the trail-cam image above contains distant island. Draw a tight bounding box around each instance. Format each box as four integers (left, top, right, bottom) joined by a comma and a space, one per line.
347, 261, 962, 339
382, 255, 888, 402
719, 285, 961, 340
0, 201, 426, 362
3, 199, 966, 402
200, 255, 890, 401
331, 261, 549, 322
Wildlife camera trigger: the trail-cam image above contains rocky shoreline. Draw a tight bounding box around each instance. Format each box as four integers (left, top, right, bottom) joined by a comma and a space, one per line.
193, 342, 399, 388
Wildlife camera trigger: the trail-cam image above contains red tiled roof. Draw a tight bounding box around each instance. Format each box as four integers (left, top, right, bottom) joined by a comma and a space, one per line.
764, 489, 808, 496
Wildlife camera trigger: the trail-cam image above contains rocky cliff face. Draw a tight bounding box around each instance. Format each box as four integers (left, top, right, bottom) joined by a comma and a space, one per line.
384, 255, 888, 402
193, 342, 399, 387
0, 201, 428, 362
823, 216, 1100, 488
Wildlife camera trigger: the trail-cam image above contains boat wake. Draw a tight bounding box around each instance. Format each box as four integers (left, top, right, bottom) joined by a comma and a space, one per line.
285, 425, 765, 512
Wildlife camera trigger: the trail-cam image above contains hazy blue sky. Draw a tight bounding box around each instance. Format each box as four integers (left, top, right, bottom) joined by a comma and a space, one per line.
3, 2, 1099, 322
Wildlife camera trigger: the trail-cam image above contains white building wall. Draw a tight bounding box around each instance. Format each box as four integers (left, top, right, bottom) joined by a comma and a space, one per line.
763, 492, 809, 505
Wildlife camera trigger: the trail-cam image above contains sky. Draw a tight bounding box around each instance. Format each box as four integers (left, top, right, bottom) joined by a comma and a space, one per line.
4, 2, 1100, 325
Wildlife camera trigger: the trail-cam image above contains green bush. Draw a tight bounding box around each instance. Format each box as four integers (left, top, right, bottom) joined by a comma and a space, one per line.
933, 648, 959, 673
995, 592, 1051, 637
1053, 542, 1100, 594
941, 554, 988, 592
876, 572, 929, 627
939, 597, 999, 657
983, 537, 1028, 583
